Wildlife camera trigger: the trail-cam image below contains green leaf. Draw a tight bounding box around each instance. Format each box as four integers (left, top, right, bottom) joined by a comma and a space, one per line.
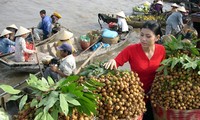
58, 76, 79, 87
0, 85, 21, 94
60, 94, 69, 116
46, 112, 54, 120
156, 65, 164, 72
44, 91, 58, 112
50, 106, 59, 120
171, 58, 180, 69
34, 112, 43, 120
19, 95, 28, 111
47, 76, 55, 86
64, 94, 80, 106
30, 98, 38, 107
8, 95, 23, 101
38, 96, 48, 107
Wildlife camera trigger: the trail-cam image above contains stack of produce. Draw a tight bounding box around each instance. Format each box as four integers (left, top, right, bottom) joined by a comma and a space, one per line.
150, 36, 200, 110
126, 15, 166, 28
80, 63, 146, 119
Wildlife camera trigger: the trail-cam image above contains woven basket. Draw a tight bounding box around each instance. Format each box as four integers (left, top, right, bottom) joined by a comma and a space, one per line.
102, 36, 119, 45
87, 30, 101, 45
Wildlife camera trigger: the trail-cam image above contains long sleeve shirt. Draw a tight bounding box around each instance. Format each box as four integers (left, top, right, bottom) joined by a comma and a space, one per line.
117, 17, 129, 32
39, 16, 52, 36
115, 43, 165, 94
166, 11, 184, 27
15, 37, 34, 62
0, 37, 15, 54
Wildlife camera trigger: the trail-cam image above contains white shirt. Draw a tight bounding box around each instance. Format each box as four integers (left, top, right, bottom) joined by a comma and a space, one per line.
58, 54, 76, 78
117, 17, 129, 32
15, 37, 34, 62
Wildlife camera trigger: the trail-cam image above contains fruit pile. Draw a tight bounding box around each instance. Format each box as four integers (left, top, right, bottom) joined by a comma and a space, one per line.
150, 36, 200, 110
126, 15, 165, 22
95, 71, 146, 119
151, 68, 200, 110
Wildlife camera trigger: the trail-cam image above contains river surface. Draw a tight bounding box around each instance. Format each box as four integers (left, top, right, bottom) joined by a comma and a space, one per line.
0, 0, 171, 89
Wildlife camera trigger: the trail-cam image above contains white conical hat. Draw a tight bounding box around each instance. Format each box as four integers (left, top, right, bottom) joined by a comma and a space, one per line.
0, 29, 12, 37
171, 3, 179, 8
157, 1, 163, 5
58, 30, 73, 40
144, 1, 151, 6
116, 11, 126, 18
177, 6, 186, 12
6, 24, 18, 30
15, 26, 30, 37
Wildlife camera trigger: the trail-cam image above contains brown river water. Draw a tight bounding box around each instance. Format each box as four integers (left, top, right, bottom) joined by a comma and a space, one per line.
0, 0, 171, 91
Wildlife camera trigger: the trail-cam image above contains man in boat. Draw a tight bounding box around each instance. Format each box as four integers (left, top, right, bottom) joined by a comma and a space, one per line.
51, 12, 62, 34
44, 43, 76, 81
116, 11, 129, 33
165, 6, 187, 35
0, 29, 15, 55
33, 10, 52, 41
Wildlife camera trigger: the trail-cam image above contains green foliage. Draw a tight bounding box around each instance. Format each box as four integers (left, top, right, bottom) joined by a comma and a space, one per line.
0, 85, 21, 94
163, 35, 200, 57
0, 73, 102, 119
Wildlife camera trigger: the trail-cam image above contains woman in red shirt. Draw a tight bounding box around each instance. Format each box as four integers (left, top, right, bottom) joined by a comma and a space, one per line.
104, 20, 166, 120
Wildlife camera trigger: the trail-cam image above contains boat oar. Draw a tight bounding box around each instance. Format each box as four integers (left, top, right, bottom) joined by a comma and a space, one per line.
74, 42, 103, 75
30, 31, 44, 76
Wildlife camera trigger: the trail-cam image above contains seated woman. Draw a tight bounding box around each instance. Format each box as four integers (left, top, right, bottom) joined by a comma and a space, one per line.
0, 29, 15, 55
116, 11, 129, 33
14, 26, 35, 62
6, 24, 18, 41
54, 30, 76, 58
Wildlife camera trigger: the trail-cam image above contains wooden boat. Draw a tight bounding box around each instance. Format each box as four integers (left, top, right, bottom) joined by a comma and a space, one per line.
37, 30, 133, 63
0, 28, 133, 72
0, 52, 53, 73
0, 30, 62, 73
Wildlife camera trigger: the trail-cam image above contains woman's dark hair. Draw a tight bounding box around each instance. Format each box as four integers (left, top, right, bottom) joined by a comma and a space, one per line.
142, 21, 163, 36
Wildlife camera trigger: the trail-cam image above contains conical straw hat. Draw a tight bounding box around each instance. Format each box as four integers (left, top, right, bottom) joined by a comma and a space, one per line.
171, 3, 179, 8
6, 24, 18, 30
157, 1, 163, 5
177, 6, 186, 12
15, 26, 30, 37
58, 30, 73, 40
0, 29, 12, 37
116, 11, 126, 18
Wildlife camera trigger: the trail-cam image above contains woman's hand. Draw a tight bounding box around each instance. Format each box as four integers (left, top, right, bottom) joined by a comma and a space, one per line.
103, 59, 117, 70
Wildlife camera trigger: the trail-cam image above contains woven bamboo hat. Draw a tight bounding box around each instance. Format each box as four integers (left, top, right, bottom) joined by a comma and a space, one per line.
53, 12, 62, 19
58, 30, 73, 40
15, 26, 30, 37
171, 3, 179, 8
116, 11, 126, 18
177, 6, 186, 12
157, 1, 163, 5
6, 24, 18, 30
0, 29, 12, 37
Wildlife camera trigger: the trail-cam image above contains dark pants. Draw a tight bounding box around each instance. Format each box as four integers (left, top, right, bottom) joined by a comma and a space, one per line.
143, 100, 154, 120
